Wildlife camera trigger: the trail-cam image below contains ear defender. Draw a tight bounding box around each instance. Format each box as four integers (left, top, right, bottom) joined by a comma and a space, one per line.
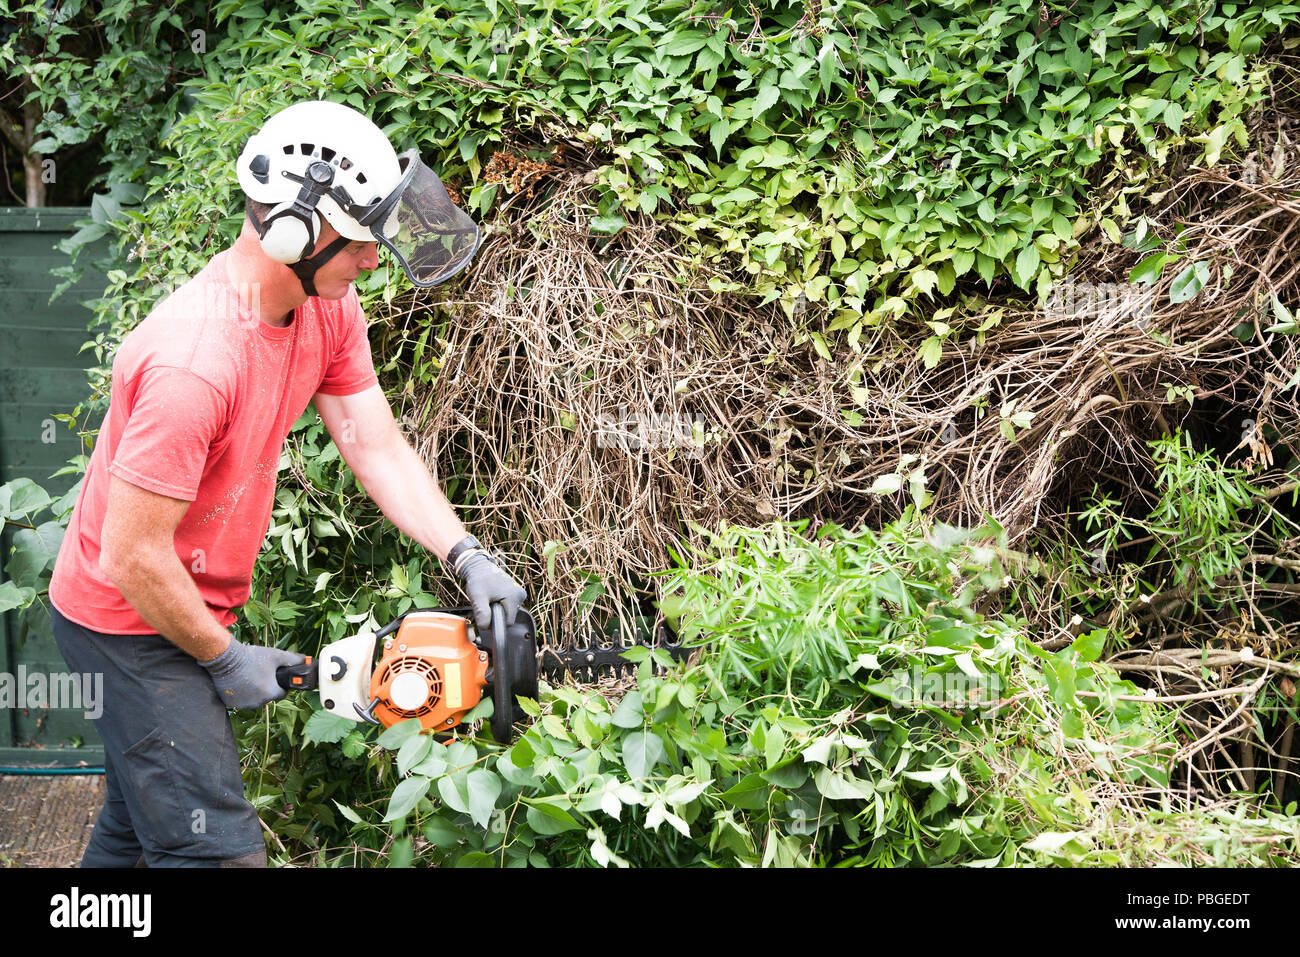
247, 157, 335, 265
257, 203, 322, 264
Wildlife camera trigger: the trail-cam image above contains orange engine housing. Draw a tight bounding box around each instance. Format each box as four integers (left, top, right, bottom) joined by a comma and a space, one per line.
369, 612, 489, 731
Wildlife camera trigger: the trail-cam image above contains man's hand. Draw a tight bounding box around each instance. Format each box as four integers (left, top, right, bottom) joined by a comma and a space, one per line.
199, 637, 306, 710
450, 542, 528, 632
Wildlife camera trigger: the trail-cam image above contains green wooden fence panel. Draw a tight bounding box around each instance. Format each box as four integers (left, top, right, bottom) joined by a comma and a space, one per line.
0, 206, 110, 767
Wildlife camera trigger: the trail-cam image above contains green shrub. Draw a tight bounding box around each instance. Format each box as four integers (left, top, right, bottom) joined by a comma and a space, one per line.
265, 514, 1189, 867
13, 0, 1299, 373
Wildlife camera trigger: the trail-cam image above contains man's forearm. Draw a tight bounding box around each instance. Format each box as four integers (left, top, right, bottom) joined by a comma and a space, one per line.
350, 434, 469, 561
102, 550, 232, 661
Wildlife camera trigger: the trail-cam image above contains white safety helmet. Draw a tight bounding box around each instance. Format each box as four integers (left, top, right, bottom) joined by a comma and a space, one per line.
237, 100, 481, 294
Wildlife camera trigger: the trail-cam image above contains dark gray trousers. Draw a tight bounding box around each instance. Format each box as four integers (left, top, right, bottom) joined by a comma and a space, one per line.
50, 604, 266, 867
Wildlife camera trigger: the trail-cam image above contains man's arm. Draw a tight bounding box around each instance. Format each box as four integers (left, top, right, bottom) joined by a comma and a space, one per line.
100, 474, 304, 709
312, 384, 468, 560
99, 475, 232, 661
314, 385, 528, 629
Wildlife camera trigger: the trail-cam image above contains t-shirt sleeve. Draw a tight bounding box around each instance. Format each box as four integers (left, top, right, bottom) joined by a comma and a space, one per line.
108, 366, 229, 502
316, 292, 379, 396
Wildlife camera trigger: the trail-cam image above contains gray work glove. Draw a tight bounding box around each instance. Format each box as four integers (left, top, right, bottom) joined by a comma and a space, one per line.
199, 637, 305, 710
450, 543, 528, 632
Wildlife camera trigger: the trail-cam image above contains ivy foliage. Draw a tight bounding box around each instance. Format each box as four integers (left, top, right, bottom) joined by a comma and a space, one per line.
0, 0, 214, 196
11, 0, 1299, 378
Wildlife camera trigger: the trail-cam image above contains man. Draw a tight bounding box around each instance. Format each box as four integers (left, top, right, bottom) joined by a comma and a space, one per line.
47, 100, 527, 867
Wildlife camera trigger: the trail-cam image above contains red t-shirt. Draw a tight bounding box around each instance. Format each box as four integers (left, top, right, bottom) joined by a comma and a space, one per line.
49, 249, 379, 634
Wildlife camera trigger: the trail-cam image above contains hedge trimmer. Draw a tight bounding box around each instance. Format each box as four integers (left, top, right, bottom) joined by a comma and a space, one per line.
276, 601, 690, 742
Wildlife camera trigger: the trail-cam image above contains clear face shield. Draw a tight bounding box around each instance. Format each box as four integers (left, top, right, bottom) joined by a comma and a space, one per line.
354, 150, 482, 288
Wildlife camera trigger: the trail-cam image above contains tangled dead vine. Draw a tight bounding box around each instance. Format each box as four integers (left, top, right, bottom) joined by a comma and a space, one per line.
367, 93, 1300, 804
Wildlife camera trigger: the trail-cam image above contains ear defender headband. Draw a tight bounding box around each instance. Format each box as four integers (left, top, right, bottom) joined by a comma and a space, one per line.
245, 156, 354, 297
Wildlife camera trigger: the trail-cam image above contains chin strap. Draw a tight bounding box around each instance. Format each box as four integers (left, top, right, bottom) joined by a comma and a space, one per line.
245, 197, 351, 298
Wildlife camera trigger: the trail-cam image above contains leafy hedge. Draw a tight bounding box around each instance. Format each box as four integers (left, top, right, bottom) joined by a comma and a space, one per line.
10, 0, 1300, 373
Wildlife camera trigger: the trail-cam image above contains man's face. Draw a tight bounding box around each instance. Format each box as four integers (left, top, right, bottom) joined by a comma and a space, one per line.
309, 220, 380, 299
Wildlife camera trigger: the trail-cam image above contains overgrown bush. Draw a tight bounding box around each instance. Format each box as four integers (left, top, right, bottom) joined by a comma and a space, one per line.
8, 0, 1300, 867
232, 515, 1298, 867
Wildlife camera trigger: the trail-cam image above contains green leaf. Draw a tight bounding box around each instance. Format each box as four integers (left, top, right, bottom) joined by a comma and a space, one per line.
526, 802, 584, 835
461, 696, 495, 723
759, 760, 808, 789
709, 118, 731, 161
869, 473, 902, 495
397, 733, 434, 777
815, 766, 876, 800
0, 581, 36, 614
1045, 657, 1078, 705
377, 718, 423, 751
662, 31, 708, 57
1203, 125, 1228, 166
754, 84, 780, 116
611, 690, 644, 728
509, 736, 536, 769
438, 772, 471, 814
918, 337, 942, 370
1266, 295, 1298, 335
333, 801, 363, 825
303, 710, 355, 745
389, 837, 413, 868
5, 521, 62, 588
1013, 243, 1040, 288
1023, 831, 1083, 853
622, 730, 666, 779
1169, 261, 1208, 304
718, 187, 761, 206
764, 721, 786, 769
423, 816, 466, 847
466, 769, 502, 828
1071, 629, 1107, 663
802, 737, 834, 765
902, 767, 951, 785
0, 478, 52, 519
384, 775, 431, 822
912, 269, 938, 296
720, 772, 770, 810
1128, 252, 1167, 285
410, 749, 449, 778
590, 214, 626, 235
